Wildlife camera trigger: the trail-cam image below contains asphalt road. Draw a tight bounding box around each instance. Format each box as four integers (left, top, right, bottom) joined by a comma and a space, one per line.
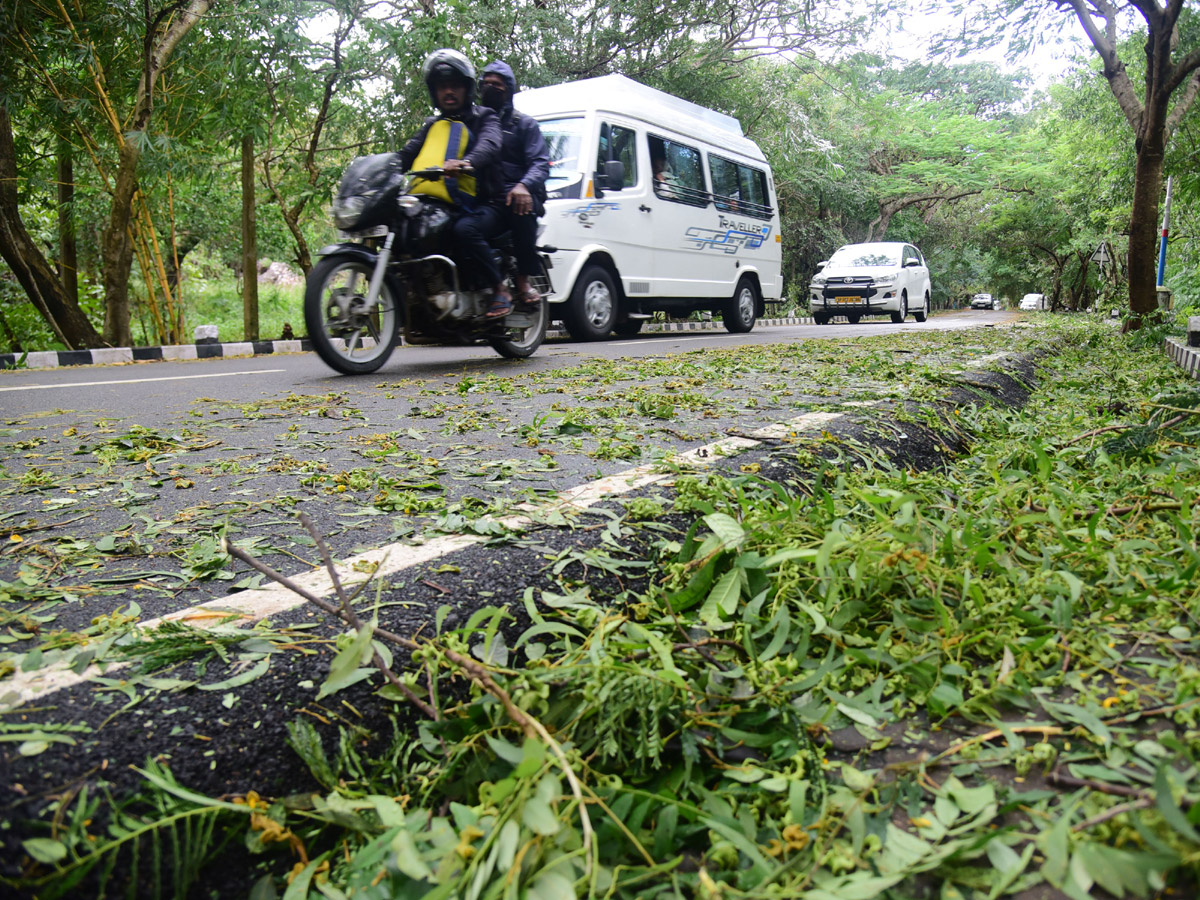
0, 310, 1002, 411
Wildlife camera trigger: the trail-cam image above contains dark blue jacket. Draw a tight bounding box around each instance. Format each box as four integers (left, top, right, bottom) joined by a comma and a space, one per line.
482, 61, 550, 209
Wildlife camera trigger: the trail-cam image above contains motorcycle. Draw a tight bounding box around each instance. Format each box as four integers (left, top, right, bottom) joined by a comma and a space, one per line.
304, 153, 552, 374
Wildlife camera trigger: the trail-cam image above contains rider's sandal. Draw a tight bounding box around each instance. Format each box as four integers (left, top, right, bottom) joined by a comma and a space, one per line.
485, 294, 514, 318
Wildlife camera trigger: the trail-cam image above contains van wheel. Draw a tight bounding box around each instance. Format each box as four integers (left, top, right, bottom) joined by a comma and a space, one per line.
890, 291, 908, 324
724, 277, 758, 333
614, 319, 644, 336
813, 311, 829, 325
564, 265, 618, 340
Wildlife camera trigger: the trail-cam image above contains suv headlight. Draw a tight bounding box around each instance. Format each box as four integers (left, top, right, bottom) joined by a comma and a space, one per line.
873, 274, 896, 287
811, 275, 827, 286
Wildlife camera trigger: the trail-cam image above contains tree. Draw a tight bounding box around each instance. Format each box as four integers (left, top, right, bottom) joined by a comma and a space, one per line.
943, 0, 1200, 330
0, 107, 103, 349
98, 0, 215, 347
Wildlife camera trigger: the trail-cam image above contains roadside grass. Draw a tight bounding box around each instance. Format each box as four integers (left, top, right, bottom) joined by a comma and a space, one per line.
6, 317, 1200, 899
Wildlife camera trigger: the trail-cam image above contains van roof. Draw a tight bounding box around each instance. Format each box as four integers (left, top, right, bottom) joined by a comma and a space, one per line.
514, 74, 767, 163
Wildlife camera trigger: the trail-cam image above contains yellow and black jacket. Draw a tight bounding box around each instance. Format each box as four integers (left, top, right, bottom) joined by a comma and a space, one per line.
397, 105, 503, 208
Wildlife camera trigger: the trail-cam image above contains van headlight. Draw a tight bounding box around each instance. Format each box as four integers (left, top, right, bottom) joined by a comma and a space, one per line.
811, 275, 827, 286
873, 275, 896, 288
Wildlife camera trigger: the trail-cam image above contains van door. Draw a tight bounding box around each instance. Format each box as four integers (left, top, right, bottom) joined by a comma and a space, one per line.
646, 134, 724, 298
579, 119, 652, 297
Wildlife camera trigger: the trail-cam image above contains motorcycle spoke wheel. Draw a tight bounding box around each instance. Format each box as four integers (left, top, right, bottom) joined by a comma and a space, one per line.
305, 257, 400, 374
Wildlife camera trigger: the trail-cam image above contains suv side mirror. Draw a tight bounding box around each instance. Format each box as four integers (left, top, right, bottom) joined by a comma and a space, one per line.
904, 258, 921, 268
815, 260, 828, 271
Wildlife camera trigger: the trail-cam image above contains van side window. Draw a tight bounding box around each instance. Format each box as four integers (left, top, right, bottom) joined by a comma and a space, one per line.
597, 123, 637, 189
709, 155, 773, 219
648, 135, 708, 207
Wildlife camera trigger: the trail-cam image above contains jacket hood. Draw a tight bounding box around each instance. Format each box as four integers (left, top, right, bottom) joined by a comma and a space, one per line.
482, 60, 517, 104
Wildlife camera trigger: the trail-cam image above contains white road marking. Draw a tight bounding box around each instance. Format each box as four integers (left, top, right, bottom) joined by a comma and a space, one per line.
617, 335, 737, 347
0, 370, 288, 393
0, 410, 843, 709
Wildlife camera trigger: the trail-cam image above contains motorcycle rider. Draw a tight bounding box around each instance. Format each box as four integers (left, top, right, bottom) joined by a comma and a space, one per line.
479, 61, 550, 308
398, 49, 513, 318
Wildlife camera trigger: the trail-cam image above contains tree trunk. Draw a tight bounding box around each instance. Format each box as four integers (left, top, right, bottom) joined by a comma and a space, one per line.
101, 142, 140, 346
1125, 133, 1165, 330
242, 134, 259, 341
57, 137, 78, 307
0, 106, 102, 349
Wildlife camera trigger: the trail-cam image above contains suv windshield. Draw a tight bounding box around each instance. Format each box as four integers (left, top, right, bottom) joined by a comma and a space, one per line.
828, 246, 900, 268
539, 117, 584, 191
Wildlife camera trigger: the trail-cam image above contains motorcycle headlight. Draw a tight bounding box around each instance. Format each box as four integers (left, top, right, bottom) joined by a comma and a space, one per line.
332, 195, 367, 229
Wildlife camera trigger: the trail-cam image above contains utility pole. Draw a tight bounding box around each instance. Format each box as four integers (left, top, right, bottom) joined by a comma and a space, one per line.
1156, 176, 1173, 311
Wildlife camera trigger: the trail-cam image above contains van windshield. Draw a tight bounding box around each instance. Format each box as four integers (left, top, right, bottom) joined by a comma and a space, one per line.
539, 117, 585, 191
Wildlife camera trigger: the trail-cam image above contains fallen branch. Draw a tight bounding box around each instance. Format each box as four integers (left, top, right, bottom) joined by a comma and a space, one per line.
226, 516, 596, 871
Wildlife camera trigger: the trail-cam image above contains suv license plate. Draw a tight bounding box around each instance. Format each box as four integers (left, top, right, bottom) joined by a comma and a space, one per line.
834, 296, 859, 304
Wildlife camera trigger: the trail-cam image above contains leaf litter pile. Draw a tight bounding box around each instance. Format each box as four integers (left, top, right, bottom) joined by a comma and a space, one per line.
3, 317, 1200, 899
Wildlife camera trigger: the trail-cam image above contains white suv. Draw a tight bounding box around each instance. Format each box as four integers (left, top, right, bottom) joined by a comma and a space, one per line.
809, 242, 931, 325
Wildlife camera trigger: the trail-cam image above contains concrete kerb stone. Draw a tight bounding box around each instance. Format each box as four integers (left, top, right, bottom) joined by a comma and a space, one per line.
1165, 336, 1200, 379
0, 317, 819, 371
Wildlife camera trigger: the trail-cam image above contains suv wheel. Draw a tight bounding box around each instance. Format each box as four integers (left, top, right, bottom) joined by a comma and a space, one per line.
890, 291, 908, 324
913, 292, 929, 323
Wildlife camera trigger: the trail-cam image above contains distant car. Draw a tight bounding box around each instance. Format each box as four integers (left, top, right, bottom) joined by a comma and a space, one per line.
1020, 293, 1046, 310
970, 293, 994, 310
808, 242, 931, 325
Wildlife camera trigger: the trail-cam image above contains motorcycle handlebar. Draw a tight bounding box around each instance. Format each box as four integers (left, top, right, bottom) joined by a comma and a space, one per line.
407, 164, 474, 180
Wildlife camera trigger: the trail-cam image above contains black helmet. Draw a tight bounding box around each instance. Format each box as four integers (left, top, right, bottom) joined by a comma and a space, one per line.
422, 49, 475, 106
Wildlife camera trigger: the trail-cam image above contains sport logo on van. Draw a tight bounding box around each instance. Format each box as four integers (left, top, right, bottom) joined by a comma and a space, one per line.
685, 223, 772, 254
562, 202, 621, 228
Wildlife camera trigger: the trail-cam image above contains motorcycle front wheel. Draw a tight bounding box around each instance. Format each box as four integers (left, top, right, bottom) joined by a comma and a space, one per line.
488, 265, 550, 359
304, 255, 400, 374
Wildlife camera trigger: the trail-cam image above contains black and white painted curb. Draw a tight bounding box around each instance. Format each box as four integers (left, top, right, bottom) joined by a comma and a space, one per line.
0, 317, 817, 371
1163, 315, 1200, 381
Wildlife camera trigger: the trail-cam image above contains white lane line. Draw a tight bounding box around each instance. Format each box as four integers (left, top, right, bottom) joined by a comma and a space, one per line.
0, 410, 843, 709
617, 335, 738, 347
0, 370, 288, 392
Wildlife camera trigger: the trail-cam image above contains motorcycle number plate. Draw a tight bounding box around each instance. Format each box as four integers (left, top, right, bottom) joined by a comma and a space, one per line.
338, 225, 389, 240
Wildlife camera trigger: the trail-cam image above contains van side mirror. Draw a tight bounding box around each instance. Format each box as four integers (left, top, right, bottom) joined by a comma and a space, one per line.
596, 159, 625, 192
815, 260, 828, 271
904, 258, 921, 268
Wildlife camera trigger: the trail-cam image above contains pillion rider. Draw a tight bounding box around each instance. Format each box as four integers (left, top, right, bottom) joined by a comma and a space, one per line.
397, 49, 513, 318
479, 61, 550, 308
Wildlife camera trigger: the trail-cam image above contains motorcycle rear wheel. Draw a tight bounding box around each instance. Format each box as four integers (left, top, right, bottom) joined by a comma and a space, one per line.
488, 266, 550, 359
304, 255, 400, 374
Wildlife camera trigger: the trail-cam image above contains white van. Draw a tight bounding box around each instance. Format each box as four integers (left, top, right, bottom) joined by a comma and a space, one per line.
514, 75, 783, 340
